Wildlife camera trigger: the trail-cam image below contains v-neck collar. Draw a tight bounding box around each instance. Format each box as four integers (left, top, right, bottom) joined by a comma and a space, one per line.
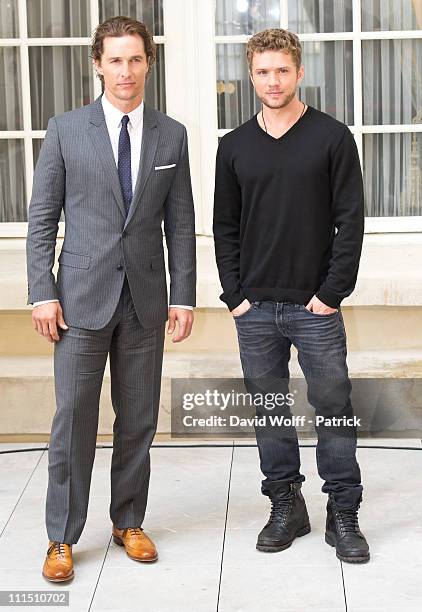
254, 104, 313, 142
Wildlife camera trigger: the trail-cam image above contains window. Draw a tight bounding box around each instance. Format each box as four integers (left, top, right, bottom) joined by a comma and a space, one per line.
1, 0, 421, 233
214, 0, 422, 231
0, 0, 165, 224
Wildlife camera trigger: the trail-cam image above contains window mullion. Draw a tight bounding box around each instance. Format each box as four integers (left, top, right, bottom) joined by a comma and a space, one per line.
18, 0, 33, 210
163, 0, 217, 235
352, 0, 363, 163
90, 0, 102, 99
197, 0, 218, 235
280, 0, 288, 29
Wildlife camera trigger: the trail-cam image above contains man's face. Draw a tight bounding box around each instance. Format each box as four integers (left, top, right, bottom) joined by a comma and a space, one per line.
94, 34, 149, 104
250, 50, 304, 109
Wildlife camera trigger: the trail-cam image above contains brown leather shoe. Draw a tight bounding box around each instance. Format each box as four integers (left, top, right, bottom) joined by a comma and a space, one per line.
42, 541, 74, 582
112, 526, 158, 562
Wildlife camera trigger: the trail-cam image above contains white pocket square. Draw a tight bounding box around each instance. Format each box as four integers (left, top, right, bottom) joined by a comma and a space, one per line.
154, 163, 176, 170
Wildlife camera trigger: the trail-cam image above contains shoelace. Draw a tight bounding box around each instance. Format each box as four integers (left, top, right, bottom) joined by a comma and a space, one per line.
47, 542, 67, 558
269, 495, 293, 525
336, 507, 360, 533
126, 527, 143, 537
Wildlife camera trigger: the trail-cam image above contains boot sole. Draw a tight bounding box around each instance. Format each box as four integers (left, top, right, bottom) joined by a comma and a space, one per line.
256, 524, 311, 553
112, 535, 158, 562
325, 533, 370, 563
42, 571, 74, 583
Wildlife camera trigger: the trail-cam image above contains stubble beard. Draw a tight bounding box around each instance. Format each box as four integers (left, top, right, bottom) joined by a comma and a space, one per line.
260, 86, 297, 110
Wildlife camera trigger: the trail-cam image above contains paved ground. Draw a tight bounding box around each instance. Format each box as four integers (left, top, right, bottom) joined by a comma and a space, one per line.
0, 439, 421, 611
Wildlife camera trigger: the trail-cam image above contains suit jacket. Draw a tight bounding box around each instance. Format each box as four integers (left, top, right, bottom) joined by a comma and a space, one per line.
26, 96, 196, 329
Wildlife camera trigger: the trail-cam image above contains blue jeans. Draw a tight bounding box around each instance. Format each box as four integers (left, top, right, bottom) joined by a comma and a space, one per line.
234, 300, 362, 508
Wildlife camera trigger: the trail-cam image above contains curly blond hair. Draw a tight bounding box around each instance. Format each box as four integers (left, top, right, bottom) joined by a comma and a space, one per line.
246, 28, 302, 72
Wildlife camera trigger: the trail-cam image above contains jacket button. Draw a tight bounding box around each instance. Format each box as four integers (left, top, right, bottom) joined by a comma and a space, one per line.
116, 264, 123, 271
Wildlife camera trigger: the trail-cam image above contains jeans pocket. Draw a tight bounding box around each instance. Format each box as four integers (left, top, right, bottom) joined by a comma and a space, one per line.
233, 305, 253, 320
301, 305, 338, 318
233, 301, 260, 320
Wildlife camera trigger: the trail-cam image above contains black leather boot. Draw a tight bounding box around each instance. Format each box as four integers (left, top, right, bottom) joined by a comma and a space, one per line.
256, 482, 311, 552
325, 494, 370, 563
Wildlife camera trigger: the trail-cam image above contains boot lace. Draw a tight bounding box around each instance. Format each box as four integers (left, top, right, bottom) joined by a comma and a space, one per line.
335, 507, 360, 533
269, 494, 293, 526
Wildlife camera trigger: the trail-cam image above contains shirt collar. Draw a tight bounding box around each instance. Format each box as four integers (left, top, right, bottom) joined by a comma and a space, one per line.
101, 93, 144, 130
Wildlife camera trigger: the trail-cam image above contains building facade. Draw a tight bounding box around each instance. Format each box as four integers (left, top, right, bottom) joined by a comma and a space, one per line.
1, 0, 421, 437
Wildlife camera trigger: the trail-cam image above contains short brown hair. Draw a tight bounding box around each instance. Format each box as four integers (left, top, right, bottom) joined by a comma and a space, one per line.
246, 28, 302, 73
91, 16, 156, 82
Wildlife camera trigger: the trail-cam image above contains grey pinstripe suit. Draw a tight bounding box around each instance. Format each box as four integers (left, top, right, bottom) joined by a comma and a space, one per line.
26, 96, 196, 544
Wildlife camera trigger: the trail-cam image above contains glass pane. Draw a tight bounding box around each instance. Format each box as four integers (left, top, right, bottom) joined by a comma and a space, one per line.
216, 43, 256, 129
29, 46, 94, 130
363, 133, 422, 216
300, 41, 354, 124
362, 0, 422, 31
0, 0, 19, 37
289, 0, 353, 33
0, 47, 23, 129
99, 0, 164, 36
144, 43, 165, 113
0, 140, 26, 221
27, 0, 91, 37
363, 39, 422, 125
215, 0, 280, 36
217, 41, 353, 130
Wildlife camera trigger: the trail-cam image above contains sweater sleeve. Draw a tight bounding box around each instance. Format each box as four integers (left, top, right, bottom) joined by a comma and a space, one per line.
316, 127, 365, 309
213, 137, 245, 311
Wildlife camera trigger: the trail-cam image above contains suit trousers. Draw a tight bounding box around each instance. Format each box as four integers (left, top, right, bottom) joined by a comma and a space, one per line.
46, 276, 166, 544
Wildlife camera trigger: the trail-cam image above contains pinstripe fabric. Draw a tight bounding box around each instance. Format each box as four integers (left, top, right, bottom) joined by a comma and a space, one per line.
27, 96, 196, 544
47, 278, 165, 544
26, 95, 196, 330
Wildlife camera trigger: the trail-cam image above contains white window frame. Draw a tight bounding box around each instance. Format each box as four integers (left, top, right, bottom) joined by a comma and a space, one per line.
200, 0, 422, 234
1, 0, 422, 237
0, 0, 166, 238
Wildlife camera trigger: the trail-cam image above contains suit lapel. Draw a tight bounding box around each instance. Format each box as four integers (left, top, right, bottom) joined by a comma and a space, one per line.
87, 96, 127, 220
124, 104, 158, 228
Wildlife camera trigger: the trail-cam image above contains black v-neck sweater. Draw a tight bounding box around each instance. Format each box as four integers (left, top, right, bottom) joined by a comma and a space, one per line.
213, 106, 364, 311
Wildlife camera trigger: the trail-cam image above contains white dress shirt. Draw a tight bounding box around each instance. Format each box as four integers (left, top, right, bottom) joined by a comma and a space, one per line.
33, 93, 192, 311
102, 91, 144, 191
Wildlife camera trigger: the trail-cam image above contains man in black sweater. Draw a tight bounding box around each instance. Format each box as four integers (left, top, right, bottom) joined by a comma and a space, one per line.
213, 29, 369, 563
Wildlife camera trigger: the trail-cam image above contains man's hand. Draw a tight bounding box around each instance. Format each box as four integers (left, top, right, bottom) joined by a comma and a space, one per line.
167, 307, 194, 343
32, 302, 68, 343
305, 295, 338, 315
231, 299, 251, 318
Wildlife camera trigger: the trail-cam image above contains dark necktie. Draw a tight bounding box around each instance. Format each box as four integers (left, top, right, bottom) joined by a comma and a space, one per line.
118, 114, 132, 216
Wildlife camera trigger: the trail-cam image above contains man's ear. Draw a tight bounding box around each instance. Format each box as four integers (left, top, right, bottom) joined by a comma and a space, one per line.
249, 70, 254, 86
297, 65, 304, 83
93, 60, 102, 77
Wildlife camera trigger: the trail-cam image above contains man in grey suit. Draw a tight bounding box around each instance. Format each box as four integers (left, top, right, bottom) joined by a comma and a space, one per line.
26, 16, 196, 582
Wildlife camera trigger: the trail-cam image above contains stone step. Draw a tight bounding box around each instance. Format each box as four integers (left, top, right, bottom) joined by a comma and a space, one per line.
2, 306, 422, 356
1, 350, 421, 436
